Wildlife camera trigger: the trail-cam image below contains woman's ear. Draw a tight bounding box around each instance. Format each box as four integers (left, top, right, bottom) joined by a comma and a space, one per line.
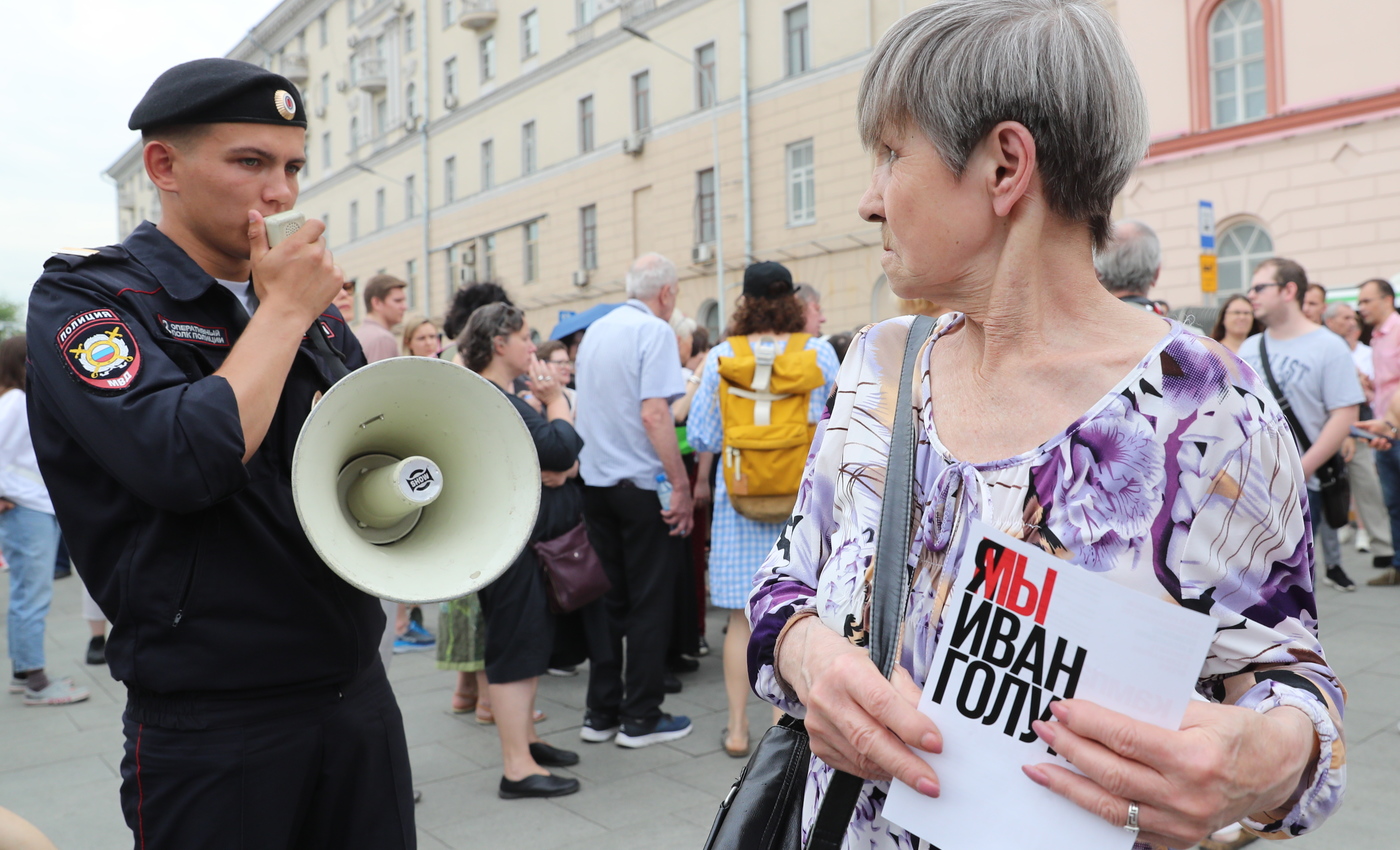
984, 121, 1038, 219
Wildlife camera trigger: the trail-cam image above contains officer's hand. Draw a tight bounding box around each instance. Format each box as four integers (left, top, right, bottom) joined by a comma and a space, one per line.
247, 211, 344, 323
0, 498, 14, 514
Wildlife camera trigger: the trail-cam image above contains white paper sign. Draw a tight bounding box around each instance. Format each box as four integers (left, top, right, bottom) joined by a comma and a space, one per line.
882, 520, 1218, 850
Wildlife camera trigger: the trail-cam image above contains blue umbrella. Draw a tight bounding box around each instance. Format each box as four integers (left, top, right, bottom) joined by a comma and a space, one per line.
549, 303, 621, 340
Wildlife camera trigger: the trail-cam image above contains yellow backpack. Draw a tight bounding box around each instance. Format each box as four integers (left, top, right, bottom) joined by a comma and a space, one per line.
716, 334, 826, 523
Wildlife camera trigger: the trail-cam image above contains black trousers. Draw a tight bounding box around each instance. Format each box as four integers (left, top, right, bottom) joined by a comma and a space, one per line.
118, 660, 415, 850
584, 483, 684, 724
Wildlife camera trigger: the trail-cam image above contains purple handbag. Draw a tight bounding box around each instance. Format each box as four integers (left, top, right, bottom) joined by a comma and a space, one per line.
533, 521, 610, 613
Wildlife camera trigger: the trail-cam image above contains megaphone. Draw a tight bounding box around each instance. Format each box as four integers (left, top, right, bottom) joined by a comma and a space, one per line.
292, 356, 541, 604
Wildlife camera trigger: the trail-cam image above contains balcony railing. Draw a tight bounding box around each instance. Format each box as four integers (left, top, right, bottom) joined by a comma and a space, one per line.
354, 55, 386, 93
458, 1, 498, 30
281, 51, 309, 85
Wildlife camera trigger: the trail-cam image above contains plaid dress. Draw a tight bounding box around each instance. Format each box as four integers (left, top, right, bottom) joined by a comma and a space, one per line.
688, 337, 839, 609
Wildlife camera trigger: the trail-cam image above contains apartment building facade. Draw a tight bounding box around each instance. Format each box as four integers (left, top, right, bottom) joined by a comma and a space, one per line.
107, 0, 1400, 335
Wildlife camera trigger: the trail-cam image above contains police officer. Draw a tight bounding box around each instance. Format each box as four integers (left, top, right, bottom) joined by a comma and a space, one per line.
26, 59, 414, 848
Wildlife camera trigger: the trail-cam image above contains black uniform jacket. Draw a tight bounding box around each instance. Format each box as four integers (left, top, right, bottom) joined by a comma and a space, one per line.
26, 221, 383, 700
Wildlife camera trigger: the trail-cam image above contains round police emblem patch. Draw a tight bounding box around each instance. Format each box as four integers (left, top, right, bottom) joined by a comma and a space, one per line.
275, 89, 297, 121
56, 309, 142, 392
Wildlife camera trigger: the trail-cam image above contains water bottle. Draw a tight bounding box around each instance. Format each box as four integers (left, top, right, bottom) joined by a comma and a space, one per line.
655, 473, 673, 511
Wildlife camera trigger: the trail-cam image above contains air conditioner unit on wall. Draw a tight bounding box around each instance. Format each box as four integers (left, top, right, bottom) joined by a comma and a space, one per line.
691, 243, 713, 264
622, 133, 646, 156
572, 270, 590, 288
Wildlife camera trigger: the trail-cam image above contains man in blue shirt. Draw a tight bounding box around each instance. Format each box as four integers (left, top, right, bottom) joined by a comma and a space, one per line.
575, 253, 695, 747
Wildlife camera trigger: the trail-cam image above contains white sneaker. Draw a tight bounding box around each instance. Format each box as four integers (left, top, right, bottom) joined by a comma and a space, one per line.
1338, 525, 1356, 545
1356, 526, 1372, 553
23, 678, 90, 706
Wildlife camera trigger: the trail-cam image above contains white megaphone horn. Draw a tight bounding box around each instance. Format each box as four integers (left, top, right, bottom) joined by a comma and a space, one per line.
292, 356, 540, 604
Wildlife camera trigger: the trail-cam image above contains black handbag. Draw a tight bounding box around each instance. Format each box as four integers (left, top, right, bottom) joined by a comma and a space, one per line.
1257, 335, 1351, 529
701, 315, 936, 850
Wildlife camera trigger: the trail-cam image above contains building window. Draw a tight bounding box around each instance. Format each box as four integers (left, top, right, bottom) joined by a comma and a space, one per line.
321, 213, 329, 244
405, 174, 416, 216
696, 168, 716, 244
632, 71, 651, 132
576, 0, 596, 26
404, 12, 416, 51
320, 73, 330, 111
480, 35, 496, 83
522, 121, 537, 175
406, 82, 417, 118
784, 4, 810, 77
578, 95, 594, 153
319, 12, 328, 47
523, 221, 540, 283
522, 9, 540, 59
444, 155, 456, 203
350, 117, 360, 147
443, 0, 456, 27
322, 131, 332, 171
786, 139, 815, 226
481, 234, 496, 281
444, 57, 459, 98
406, 258, 418, 305
1217, 221, 1274, 294
375, 97, 388, 136
375, 188, 386, 231
696, 42, 716, 108
1209, 0, 1267, 128
481, 139, 494, 189
349, 200, 359, 241
580, 204, 598, 270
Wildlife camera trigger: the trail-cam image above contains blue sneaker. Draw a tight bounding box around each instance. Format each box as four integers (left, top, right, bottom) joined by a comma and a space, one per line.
392, 637, 433, 654
615, 713, 692, 748
402, 621, 435, 645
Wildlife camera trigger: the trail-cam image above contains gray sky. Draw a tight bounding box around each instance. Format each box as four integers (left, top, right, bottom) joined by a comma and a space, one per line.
0, 0, 283, 317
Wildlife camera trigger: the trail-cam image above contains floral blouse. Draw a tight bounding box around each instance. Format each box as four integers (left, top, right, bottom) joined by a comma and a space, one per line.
747, 315, 1346, 850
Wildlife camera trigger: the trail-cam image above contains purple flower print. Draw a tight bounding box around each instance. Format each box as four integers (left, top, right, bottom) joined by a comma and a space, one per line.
1040, 394, 1166, 572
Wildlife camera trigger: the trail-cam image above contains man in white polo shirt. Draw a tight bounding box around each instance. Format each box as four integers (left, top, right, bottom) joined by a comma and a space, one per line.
574, 253, 695, 748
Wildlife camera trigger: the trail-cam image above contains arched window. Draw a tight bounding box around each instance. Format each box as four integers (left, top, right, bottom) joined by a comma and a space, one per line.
697, 299, 720, 341
406, 82, 417, 118
1216, 221, 1274, 294
349, 116, 360, 147
1209, 0, 1267, 128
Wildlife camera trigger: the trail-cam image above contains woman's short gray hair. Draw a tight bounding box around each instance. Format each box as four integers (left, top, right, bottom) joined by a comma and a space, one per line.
626, 253, 678, 300
858, 0, 1148, 249
1094, 220, 1160, 295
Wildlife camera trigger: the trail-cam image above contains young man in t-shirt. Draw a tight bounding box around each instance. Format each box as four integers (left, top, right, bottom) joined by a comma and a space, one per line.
1237, 258, 1365, 591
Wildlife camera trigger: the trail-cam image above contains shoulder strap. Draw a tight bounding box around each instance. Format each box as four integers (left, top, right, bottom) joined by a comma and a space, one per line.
1257, 334, 1313, 453
806, 315, 937, 850
727, 335, 752, 358
785, 333, 811, 353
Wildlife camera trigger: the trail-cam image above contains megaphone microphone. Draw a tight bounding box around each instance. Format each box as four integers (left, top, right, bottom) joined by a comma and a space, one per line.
262, 210, 352, 383
293, 357, 541, 604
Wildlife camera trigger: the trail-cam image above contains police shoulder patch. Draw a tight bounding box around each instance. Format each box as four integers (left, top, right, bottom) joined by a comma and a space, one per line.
56, 309, 142, 392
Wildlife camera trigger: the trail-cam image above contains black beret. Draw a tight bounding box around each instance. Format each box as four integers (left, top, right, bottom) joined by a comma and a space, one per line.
742, 261, 795, 299
129, 58, 307, 131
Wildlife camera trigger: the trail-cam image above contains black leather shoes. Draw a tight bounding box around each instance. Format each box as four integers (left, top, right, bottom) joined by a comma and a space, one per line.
529, 741, 580, 767
499, 773, 580, 799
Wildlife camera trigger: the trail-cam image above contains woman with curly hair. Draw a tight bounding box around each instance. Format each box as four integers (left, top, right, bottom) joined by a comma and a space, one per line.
686, 262, 839, 757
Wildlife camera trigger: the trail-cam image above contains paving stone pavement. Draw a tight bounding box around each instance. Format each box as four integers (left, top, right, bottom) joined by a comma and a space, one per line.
1, 544, 1396, 849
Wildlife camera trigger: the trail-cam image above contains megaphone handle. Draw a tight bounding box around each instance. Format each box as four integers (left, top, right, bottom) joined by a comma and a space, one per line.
308, 319, 352, 383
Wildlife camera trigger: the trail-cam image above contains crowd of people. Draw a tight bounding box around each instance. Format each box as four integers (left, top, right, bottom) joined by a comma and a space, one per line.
1, 2, 1380, 848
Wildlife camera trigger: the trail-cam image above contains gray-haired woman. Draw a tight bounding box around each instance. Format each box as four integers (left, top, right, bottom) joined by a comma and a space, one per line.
749, 2, 1344, 849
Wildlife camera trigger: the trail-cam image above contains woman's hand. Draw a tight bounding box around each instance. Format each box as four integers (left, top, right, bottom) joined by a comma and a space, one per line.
1340, 437, 1356, 464
692, 476, 711, 510
523, 356, 563, 407
777, 616, 943, 797
0, 498, 13, 514
541, 462, 580, 489
1024, 699, 1316, 848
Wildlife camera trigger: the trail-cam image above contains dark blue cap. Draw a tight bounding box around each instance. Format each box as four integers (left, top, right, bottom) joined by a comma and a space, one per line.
129, 58, 307, 131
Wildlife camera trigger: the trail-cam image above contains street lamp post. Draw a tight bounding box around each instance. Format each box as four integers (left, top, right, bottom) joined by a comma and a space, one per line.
622, 25, 727, 334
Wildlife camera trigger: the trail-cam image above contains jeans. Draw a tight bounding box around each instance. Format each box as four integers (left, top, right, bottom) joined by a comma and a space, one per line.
1308, 490, 1342, 569
1373, 442, 1400, 568
1, 506, 61, 673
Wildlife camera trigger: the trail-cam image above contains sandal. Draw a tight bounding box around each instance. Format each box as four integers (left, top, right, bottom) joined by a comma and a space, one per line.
451, 692, 478, 714
721, 727, 751, 759
475, 708, 548, 725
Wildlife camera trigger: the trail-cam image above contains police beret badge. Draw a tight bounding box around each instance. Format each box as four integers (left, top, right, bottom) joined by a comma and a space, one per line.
57, 309, 142, 392
275, 90, 297, 121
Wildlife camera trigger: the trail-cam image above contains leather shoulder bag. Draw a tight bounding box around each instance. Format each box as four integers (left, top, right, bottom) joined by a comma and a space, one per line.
700, 315, 936, 850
